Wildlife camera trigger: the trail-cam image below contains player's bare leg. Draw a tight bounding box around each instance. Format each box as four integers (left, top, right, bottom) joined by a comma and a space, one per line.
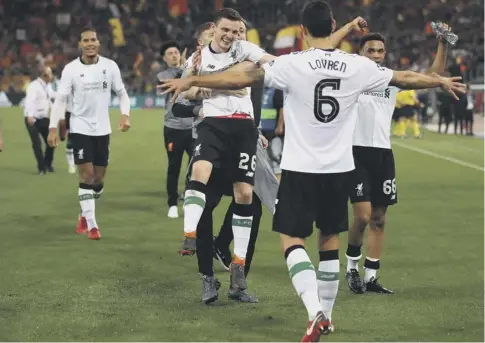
77, 162, 100, 240
317, 233, 339, 333
365, 205, 393, 293
280, 234, 329, 341
181, 160, 212, 256
93, 166, 106, 199
345, 201, 370, 293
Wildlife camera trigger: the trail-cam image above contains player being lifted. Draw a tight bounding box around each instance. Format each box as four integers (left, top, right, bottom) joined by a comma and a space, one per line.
159, 1, 464, 340
330, 25, 450, 294
48, 27, 131, 240
166, 8, 275, 296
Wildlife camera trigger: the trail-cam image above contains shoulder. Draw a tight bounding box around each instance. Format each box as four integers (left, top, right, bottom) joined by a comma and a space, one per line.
101, 57, 120, 69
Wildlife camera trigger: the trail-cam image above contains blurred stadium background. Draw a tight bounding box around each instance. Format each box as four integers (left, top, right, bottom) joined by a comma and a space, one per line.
0, 0, 483, 121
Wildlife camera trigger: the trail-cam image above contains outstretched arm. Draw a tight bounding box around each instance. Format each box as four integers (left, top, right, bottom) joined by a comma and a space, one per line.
390, 70, 465, 99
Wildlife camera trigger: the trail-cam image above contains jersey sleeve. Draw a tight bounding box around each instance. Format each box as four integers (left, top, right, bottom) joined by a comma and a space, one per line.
111, 60, 126, 93
57, 66, 73, 98
239, 40, 266, 64
261, 55, 291, 92
358, 56, 393, 93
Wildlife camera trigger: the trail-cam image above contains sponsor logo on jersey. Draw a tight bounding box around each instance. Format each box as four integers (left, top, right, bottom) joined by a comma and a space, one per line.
361, 87, 391, 99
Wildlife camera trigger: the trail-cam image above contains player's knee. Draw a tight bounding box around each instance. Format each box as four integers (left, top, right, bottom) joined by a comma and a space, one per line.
233, 184, 253, 204
191, 161, 212, 184
78, 168, 95, 184
370, 213, 386, 231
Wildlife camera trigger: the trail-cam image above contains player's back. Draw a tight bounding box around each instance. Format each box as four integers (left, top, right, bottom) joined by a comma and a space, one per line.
263, 48, 393, 173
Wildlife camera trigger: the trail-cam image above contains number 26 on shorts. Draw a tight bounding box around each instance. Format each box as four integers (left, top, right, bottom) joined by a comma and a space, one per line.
383, 178, 396, 195
239, 153, 256, 171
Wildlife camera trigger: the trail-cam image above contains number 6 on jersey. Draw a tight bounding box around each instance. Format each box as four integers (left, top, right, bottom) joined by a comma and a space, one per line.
314, 78, 341, 123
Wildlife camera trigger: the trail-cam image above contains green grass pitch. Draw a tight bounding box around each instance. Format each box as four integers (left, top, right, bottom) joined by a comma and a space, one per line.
0, 108, 483, 341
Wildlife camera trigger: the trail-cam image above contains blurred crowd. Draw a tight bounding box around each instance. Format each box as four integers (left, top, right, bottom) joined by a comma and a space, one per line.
0, 0, 483, 95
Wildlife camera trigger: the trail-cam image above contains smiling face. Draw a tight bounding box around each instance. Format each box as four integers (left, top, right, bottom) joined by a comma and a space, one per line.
79, 30, 100, 58
213, 18, 240, 52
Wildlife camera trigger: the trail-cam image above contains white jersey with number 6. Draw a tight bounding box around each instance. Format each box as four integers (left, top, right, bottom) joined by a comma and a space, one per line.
262, 48, 393, 174
57, 56, 126, 136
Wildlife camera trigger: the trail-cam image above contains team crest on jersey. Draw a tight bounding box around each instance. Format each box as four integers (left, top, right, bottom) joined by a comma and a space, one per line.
356, 183, 364, 196
194, 144, 202, 156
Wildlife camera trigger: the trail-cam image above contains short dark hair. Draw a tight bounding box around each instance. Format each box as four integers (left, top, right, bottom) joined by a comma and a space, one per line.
195, 22, 214, 40
214, 8, 243, 24
160, 40, 180, 56
301, 1, 333, 38
359, 32, 386, 49
79, 27, 97, 41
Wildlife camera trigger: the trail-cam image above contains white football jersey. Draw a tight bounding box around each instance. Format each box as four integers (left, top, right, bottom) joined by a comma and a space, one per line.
200, 40, 265, 118
57, 56, 125, 136
353, 86, 399, 149
262, 48, 394, 173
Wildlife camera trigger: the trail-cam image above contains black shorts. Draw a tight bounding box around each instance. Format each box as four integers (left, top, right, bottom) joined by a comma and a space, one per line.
273, 170, 350, 239
70, 133, 110, 167
192, 117, 259, 185
349, 146, 397, 206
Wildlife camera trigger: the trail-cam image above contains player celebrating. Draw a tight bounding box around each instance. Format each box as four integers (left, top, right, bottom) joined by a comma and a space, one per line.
47, 27, 131, 240
170, 8, 274, 296
329, 26, 450, 294
159, 1, 464, 339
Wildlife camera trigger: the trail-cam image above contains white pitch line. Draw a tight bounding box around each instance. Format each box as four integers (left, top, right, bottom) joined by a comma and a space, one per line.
392, 141, 484, 172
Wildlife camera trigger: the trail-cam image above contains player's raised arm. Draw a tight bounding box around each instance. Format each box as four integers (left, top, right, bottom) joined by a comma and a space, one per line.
426, 23, 450, 75
48, 67, 73, 147
329, 16, 367, 48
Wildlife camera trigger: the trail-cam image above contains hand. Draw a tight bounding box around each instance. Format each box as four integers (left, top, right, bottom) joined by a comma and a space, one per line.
275, 124, 284, 136
47, 128, 59, 147
437, 23, 451, 44
193, 47, 202, 72
157, 77, 195, 103
259, 134, 268, 149
27, 116, 35, 127
433, 73, 466, 100
180, 47, 188, 66
198, 87, 212, 99
348, 16, 368, 33
119, 114, 131, 132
